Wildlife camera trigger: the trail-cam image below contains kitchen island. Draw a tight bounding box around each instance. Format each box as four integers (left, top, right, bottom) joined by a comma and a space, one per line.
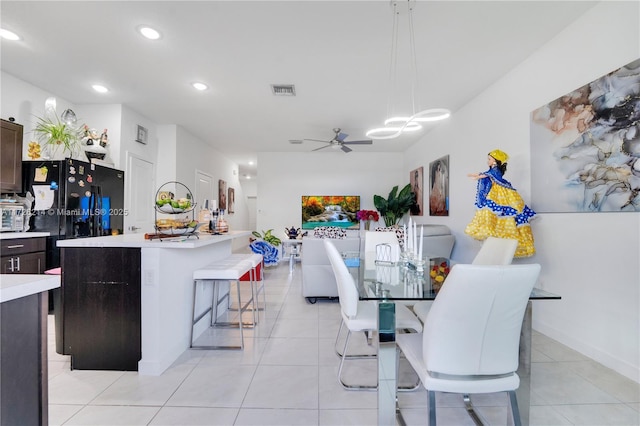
1, 274, 60, 426
57, 231, 251, 375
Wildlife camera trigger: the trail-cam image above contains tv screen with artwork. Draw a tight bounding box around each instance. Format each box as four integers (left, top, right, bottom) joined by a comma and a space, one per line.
301, 195, 360, 229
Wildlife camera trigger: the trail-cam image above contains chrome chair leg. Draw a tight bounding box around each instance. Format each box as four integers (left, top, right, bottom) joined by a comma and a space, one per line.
508, 390, 522, 426
337, 329, 377, 391
428, 391, 437, 426
463, 394, 486, 426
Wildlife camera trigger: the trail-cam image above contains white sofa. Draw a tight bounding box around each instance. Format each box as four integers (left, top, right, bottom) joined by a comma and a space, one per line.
301, 236, 360, 303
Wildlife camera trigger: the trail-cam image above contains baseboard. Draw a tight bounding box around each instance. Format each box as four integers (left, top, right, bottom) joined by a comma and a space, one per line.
534, 320, 639, 384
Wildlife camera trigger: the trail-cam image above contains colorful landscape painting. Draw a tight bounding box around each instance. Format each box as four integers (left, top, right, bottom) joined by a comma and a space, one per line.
301, 195, 360, 229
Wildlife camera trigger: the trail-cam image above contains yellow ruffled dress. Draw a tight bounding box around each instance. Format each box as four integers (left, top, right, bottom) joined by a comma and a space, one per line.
465, 167, 536, 258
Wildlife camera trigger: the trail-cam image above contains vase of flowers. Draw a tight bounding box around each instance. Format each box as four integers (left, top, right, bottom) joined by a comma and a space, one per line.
357, 209, 380, 230
429, 260, 450, 292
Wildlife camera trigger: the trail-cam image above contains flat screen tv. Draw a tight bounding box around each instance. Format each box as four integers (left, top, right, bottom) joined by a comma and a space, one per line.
301, 195, 360, 229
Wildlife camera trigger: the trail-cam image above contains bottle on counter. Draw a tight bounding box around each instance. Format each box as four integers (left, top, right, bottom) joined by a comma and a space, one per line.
198, 200, 211, 232
217, 210, 229, 233
100, 129, 108, 147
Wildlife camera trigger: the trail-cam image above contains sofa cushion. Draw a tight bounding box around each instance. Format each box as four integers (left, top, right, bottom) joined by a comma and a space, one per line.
301, 236, 360, 298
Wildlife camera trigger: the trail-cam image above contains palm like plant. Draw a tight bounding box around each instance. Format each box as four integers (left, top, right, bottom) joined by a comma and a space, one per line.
373, 184, 416, 226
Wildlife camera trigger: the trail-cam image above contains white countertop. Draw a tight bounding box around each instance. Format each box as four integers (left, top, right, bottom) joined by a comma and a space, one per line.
56, 230, 252, 249
0, 274, 61, 303
0, 232, 50, 240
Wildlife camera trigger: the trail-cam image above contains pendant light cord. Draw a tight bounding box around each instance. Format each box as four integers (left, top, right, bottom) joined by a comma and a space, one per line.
408, 0, 419, 116
386, 1, 399, 120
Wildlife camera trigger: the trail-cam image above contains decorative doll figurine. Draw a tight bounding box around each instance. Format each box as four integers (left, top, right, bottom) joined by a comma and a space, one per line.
464, 149, 536, 257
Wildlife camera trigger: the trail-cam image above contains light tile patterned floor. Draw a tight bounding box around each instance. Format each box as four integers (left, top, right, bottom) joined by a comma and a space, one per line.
48, 261, 639, 425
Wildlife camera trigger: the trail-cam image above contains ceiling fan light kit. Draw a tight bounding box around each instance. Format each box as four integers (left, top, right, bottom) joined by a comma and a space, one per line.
366, 0, 450, 140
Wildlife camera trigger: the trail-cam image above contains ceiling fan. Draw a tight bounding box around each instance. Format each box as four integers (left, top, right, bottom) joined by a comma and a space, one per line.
290, 128, 373, 153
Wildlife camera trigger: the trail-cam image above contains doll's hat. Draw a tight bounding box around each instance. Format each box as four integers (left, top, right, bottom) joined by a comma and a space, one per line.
489, 149, 509, 163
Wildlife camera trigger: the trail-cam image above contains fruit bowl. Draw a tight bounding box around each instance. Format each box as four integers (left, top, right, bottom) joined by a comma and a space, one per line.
157, 204, 185, 213
156, 223, 202, 236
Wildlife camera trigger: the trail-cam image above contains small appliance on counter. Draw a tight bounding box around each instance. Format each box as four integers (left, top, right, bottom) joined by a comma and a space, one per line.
0, 201, 24, 232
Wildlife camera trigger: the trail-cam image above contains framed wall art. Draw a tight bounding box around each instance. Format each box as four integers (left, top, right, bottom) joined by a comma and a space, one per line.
218, 179, 227, 211
301, 195, 360, 229
135, 125, 147, 144
429, 155, 449, 216
530, 58, 640, 212
410, 166, 424, 216
228, 187, 235, 213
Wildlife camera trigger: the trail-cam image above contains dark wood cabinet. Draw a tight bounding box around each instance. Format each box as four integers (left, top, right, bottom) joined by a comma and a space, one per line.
1, 119, 23, 193
1, 291, 49, 426
1, 237, 46, 274
60, 247, 141, 371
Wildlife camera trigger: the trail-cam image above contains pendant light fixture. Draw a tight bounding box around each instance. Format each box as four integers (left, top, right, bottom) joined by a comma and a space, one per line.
366, 1, 450, 140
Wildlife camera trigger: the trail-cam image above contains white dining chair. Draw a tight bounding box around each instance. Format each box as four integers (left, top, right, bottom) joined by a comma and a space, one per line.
363, 230, 400, 265
472, 236, 519, 265
396, 263, 541, 425
324, 239, 423, 391
413, 236, 519, 324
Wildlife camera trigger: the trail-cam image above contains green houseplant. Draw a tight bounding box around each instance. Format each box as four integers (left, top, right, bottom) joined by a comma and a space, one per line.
33, 114, 82, 159
251, 229, 282, 247
373, 183, 416, 226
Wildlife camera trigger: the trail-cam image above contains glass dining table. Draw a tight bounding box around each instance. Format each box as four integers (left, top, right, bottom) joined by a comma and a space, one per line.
344, 254, 561, 426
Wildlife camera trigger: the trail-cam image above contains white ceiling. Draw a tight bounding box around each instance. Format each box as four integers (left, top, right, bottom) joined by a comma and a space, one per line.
1, 1, 597, 179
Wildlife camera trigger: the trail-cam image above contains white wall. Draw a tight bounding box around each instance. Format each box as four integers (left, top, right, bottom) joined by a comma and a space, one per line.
257, 151, 405, 242
1, 71, 76, 160
404, 1, 639, 381
175, 126, 250, 250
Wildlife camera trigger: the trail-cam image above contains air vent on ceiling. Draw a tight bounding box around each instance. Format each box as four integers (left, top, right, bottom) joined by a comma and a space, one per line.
289, 139, 303, 144
271, 84, 296, 96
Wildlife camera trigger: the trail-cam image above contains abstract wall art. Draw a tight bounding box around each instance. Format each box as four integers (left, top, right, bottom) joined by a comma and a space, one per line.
530, 58, 640, 212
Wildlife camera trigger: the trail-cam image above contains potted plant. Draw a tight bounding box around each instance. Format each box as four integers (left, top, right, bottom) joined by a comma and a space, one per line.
373, 183, 416, 226
32, 114, 82, 159
250, 229, 282, 266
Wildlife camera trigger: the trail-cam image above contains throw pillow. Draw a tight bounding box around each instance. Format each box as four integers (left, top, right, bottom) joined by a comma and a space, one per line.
313, 226, 347, 239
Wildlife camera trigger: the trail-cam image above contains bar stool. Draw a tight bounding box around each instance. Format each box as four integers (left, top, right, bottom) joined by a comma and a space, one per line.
190, 257, 253, 350
227, 253, 266, 324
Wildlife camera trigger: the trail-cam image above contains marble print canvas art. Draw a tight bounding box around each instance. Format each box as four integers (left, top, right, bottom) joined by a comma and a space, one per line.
530, 58, 640, 212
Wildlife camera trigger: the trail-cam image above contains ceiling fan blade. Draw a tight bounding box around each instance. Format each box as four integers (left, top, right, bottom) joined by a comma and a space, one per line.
312, 145, 331, 152
342, 139, 373, 145
336, 132, 349, 142
341, 145, 353, 153
304, 138, 330, 143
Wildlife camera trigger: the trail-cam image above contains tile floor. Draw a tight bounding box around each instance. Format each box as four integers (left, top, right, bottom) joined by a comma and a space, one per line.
48, 261, 639, 425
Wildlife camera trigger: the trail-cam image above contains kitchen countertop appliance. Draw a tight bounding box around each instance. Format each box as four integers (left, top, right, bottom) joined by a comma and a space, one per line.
0, 202, 25, 232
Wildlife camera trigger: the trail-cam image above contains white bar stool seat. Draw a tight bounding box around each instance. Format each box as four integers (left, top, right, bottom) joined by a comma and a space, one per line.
226, 253, 266, 323
190, 258, 253, 350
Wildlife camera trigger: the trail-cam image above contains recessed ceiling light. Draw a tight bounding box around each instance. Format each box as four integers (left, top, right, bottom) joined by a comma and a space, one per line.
248, 161, 254, 165
92, 84, 109, 93
192, 82, 208, 91
138, 26, 161, 40
0, 28, 20, 41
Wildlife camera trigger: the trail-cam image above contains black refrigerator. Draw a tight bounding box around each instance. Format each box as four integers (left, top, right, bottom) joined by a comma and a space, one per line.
22, 158, 125, 354
22, 158, 125, 269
